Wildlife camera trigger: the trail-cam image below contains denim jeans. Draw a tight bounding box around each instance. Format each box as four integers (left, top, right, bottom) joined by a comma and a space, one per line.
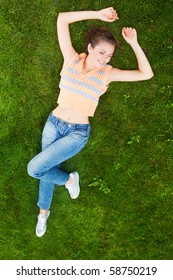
27, 113, 91, 210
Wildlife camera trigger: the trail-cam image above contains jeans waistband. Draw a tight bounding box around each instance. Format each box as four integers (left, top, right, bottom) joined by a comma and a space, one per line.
49, 112, 91, 129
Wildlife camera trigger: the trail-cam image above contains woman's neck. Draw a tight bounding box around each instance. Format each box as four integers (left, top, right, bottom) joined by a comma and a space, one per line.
83, 55, 96, 73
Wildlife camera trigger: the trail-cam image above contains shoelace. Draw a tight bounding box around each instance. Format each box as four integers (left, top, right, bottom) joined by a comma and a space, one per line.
37, 215, 46, 230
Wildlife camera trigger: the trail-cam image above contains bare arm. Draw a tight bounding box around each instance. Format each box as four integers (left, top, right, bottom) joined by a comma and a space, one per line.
57, 7, 119, 63
108, 27, 154, 82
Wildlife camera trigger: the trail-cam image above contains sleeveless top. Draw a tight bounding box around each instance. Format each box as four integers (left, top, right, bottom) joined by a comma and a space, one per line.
57, 52, 112, 117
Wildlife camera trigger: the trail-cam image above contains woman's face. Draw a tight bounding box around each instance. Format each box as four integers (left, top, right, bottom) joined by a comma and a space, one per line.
88, 41, 115, 68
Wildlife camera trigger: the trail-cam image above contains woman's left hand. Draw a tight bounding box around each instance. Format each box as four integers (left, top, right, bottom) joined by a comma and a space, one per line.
122, 27, 138, 45
98, 7, 119, 22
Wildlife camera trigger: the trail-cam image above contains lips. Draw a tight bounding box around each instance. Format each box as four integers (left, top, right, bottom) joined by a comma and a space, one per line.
98, 60, 105, 65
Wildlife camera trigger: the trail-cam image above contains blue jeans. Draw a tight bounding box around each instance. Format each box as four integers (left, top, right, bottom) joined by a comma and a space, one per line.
27, 113, 91, 210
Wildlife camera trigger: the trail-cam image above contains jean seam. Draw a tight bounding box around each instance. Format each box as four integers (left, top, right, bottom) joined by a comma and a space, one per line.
58, 136, 89, 162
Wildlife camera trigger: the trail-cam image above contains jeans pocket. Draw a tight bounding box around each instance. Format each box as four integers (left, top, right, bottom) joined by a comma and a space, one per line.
42, 119, 58, 149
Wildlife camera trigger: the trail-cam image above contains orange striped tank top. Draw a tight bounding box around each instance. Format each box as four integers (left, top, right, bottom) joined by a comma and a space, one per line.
57, 53, 112, 117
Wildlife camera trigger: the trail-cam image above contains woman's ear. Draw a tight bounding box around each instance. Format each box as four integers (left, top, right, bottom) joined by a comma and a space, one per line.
87, 43, 92, 53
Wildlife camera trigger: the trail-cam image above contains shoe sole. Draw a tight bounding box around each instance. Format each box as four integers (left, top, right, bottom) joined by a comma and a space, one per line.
71, 172, 80, 199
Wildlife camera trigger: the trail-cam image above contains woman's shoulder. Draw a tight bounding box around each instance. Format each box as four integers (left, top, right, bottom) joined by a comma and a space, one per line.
62, 52, 86, 67
101, 64, 112, 76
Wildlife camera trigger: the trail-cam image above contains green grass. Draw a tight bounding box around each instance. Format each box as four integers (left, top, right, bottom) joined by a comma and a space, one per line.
0, 0, 173, 260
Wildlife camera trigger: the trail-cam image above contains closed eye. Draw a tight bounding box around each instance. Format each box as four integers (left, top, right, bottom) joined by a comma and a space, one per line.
99, 51, 113, 59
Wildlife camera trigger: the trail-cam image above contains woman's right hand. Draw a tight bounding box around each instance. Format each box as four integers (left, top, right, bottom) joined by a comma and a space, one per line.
98, 7, 119, 22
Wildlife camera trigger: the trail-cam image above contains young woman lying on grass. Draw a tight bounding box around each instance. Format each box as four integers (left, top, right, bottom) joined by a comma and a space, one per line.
27, 7, 154, 237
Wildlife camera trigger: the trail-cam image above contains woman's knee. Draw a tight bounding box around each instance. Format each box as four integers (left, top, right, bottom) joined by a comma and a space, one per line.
27, 159, 37, 178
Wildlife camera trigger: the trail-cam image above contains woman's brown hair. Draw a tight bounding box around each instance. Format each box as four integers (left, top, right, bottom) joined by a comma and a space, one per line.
85, 26, 118, 50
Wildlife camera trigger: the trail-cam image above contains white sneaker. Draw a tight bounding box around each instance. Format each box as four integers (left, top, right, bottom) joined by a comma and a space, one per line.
65, 172, 80, 199
36, 210, 50, 237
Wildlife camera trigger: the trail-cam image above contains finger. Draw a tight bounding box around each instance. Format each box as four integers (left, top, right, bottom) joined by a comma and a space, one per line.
111, 12, 119, 20
122, 27, 127, 33
109, 12, 117, 21
107, 18, 116, 22
122, 28, 126, 36
113, 11, 119, 19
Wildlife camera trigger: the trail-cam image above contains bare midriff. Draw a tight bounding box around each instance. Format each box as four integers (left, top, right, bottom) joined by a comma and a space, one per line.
52, 105, 90, 124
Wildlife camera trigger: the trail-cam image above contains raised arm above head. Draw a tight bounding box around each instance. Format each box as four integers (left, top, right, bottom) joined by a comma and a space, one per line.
108, 27, 154, 83
57, 7, 119, 63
